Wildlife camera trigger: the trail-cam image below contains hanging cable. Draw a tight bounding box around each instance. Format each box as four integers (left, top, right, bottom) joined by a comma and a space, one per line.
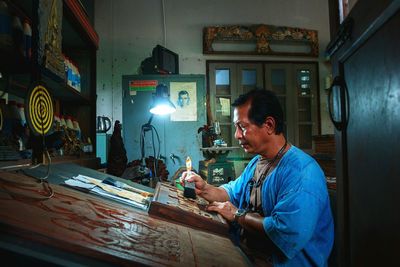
161, 0, 167, 47
140, 115, 161, 180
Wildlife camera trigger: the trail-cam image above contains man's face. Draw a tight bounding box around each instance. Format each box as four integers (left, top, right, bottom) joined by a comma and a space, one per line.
233, 101, 268, 155
180, 94, 189, 105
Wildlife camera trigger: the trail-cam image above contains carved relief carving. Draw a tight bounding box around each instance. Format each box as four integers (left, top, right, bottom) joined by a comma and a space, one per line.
203, 24, 319, 57
0, 172, 249, 266
38, 0, 64, 78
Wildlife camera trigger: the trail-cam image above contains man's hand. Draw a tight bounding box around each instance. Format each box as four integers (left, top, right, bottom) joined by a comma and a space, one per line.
180, 171, 207, 196
206, 201, 238, 222
179, 172, 230, 203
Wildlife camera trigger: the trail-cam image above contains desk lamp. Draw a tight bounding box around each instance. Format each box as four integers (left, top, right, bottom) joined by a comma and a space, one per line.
140, 83, 175, 184
149, 83, 176, 115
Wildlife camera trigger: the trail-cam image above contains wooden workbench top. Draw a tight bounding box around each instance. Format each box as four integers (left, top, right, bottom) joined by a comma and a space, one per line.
0, 170, 249, 266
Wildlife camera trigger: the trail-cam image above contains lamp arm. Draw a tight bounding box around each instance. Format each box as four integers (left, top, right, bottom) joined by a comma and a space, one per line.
142, 114, 154, 132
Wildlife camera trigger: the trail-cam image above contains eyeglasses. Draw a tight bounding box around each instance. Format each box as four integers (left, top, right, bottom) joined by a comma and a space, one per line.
234, 122, 248, 135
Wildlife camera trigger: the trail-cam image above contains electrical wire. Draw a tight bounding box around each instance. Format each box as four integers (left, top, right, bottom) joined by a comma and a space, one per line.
161, 0, 167, 47
0, 150, 54, 200
140, 121, 161, 181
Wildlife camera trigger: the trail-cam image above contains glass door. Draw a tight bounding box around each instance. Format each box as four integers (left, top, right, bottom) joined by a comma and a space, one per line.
265, 63, 318, 153
264, 63, 293, 143
294, 63, 318, 152
209, 62, 263, 158
209, 63, 237, 147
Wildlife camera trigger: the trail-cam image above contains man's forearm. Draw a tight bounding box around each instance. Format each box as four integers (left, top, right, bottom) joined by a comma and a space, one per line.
200, 184, 229, 202
238, 212, 265, 234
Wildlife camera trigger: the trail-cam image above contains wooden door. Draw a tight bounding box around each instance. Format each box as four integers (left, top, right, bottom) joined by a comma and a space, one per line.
328, 1, 400, 266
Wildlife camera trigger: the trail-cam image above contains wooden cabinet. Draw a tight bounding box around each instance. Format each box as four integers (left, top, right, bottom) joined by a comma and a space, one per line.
0, 0, 98, 167
327, 0, 400, 266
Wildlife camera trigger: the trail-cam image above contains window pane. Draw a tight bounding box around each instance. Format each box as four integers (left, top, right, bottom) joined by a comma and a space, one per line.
216, 69, 231, 95
299, 125, 312, 149
216, 69, 230, 85
298, 97, 311, 121
242, 70, 256, 85
271, 69, 286, 94
220, 124, 232, 146
278, 96, 287, 122
216, 97, 231, 123
297, 69, 311, 96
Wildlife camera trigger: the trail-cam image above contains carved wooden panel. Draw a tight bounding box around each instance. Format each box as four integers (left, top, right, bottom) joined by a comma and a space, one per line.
149, 182, 229, 236
203, 24, 319, 57
0, 171, 248, 266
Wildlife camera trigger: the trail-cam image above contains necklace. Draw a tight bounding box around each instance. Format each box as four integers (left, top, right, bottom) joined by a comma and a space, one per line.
254, 140, 288, 188
247, 140, 288, 213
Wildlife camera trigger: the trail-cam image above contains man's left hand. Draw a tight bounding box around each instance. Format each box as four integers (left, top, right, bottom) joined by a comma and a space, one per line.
206, 201, 237, 222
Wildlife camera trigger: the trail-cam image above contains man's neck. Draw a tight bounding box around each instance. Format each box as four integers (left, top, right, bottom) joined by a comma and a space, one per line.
259, 135, 287, 160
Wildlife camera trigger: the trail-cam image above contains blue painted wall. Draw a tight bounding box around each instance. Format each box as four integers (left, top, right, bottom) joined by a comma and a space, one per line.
122, 74, 206, 180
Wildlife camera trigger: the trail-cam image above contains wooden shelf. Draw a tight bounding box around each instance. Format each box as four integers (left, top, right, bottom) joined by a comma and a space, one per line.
0, 0, 98, 167
8, 72, 91, 104
63, 0, 99, 49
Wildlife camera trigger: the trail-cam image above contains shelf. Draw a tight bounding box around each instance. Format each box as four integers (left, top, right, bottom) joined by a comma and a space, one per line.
8, 0, 98, 49
63, 0, 99, 49
1, 0, 97, 166
8, 71, 91, 104
0, 48, 32, 74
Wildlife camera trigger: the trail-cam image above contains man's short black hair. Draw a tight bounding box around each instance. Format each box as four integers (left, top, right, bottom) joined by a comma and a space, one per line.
232, 89, 284, 134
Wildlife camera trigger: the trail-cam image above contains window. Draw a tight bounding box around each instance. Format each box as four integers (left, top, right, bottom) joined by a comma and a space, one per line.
208, 61, 319, 158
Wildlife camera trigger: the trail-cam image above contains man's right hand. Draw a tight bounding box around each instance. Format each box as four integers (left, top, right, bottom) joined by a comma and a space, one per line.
179, 171, 229, 203
180, 171, 207, 196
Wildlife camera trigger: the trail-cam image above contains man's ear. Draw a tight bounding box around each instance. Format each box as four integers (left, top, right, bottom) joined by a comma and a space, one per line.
264, 116, 276, 134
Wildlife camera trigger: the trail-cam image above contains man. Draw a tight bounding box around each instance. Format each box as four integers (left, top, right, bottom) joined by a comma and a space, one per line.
181, 89, 334, 266
177, 90, 190, 108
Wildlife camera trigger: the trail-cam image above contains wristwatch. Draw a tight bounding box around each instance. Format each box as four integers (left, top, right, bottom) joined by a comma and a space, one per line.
234, 209, 248, 223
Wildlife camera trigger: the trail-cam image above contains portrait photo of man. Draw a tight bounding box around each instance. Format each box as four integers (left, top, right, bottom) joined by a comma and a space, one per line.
170, 82, 197, 121
177, 90, 190, 108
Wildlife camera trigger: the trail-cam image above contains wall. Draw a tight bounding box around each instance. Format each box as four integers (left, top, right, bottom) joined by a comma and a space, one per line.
95, 0, 334, 173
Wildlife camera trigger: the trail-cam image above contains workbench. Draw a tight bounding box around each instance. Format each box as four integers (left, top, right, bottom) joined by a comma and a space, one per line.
0, 163, 250, 266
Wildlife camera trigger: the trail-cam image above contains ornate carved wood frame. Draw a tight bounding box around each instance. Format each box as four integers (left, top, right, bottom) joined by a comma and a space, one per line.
203, 24, 319, 57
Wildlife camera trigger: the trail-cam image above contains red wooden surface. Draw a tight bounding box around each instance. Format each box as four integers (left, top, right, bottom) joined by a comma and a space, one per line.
0, 171, 248, 266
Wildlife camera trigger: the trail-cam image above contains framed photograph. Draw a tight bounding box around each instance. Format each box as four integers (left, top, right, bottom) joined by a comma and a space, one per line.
170, 82, 197, 121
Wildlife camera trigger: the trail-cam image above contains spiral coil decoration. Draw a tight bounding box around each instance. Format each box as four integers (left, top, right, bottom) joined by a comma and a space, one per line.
26, 83, 54, 136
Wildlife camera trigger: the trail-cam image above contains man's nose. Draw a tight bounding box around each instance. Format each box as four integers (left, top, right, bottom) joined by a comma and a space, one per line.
234, 127, 242, 140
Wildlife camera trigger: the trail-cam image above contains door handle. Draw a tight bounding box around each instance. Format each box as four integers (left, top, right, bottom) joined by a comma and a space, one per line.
328, 76, 349, 131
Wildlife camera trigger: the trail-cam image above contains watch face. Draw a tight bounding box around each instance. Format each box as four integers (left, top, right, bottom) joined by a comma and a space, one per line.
236, 209, 247, 217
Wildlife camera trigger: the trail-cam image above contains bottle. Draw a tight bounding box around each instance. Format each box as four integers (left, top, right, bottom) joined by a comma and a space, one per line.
65, 115, 74, 130
75, 65, 81, 92
22, 19, 31, 60
66, 57, 73, 87
0, 1, 12, 48
16, 102, 26, 126
71, 60, 77, 90
60, 115, 66, 128
72, 118, 81, 139
63, 54, 68, 81
11, 16, 23, 56
53, 113, 61, 131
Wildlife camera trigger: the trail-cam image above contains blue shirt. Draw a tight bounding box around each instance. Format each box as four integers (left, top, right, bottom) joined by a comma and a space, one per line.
221, 146, 334, 267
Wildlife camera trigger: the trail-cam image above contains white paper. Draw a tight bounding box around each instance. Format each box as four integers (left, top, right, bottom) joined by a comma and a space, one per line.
64, 175, 148, 210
